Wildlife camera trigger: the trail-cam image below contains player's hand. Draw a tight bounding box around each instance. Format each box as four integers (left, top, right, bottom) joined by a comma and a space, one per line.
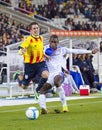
64, 69, 70, 74
18, 48, 26, 55
92, 48, 99, 54
44, 54, 51, 61
22, 48, 26, 54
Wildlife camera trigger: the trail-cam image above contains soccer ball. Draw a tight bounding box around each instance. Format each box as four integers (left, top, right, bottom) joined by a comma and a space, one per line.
25, 107, 39, 120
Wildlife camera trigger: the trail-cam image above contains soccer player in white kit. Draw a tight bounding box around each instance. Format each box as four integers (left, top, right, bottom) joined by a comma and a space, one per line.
39, 34, 92, 114
39, 35, 72, 114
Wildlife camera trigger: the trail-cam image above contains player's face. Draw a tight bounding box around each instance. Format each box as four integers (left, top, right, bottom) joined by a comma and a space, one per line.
50, 38, 59, 50
30, 24, 40, 36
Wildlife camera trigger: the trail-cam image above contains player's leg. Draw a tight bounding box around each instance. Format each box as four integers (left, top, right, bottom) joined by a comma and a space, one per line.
21, 63, 36, 89
13, 70, 23, 86
13, 70, 21, 80
32, 61, 49, 100
39, 83, 52, 114
13, 64, 32, 89
36, 61, 49, 92
54, 74, 69, 112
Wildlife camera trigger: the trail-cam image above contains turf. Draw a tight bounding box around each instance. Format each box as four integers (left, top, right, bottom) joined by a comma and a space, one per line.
0, 96, 102, 130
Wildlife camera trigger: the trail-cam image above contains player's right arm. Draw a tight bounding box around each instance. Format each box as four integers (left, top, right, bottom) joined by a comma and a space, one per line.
18, 47, 26, 55
18, 36, 30, 55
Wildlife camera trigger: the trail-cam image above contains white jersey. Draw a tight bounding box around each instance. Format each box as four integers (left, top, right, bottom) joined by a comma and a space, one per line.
45, 46, 91, 85
45, 46, 70, 85
45, 46, 71, 73
45, 46, 92, 73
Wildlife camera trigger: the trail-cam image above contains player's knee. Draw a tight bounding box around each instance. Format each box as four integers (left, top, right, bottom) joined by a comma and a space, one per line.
41, 70, 49, 79
22, 84, 28, 89
40, 83, 52, 94
54, 75, 63, 88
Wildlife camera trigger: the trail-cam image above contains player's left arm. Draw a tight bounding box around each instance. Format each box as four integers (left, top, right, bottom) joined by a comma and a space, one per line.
44, 53, 51, 61
64, 47, 92, 54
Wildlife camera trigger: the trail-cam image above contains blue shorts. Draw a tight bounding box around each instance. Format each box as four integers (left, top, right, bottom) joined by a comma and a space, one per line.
22, 61, 48, 86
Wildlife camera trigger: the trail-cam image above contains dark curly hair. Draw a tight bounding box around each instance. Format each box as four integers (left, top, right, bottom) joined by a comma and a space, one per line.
49, 34, 59, 43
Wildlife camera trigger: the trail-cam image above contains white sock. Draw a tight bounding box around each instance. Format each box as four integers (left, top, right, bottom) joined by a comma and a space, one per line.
56, 86, 67, 107
39, 94, 47, 110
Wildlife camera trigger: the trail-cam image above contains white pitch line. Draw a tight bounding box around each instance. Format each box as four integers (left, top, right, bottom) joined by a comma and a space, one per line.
0, 95, 102, 107
0, 96, 102, 113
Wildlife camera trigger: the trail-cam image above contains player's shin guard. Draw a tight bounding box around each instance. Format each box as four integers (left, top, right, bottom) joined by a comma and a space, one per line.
39, 94, 47, 114
36, 78, 48, 92
57, 86, 67, 107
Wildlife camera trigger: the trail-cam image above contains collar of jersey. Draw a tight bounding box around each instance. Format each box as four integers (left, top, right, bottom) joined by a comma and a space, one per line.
31, 35, 40, 39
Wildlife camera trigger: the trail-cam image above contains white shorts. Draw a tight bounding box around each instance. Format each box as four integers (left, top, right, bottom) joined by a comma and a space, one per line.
47, 71, 63, 86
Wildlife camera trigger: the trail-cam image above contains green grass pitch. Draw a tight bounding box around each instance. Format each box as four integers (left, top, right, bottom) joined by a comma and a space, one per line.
0, 96, 102, 130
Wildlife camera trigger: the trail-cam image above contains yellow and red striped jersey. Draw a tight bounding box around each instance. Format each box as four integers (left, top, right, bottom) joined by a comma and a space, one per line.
20, 35, 44, 64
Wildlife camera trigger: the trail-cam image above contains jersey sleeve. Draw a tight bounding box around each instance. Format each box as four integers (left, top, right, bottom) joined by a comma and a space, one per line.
63, 47, 92, 54
62, 47, 72, 54
20, 37, 30, 48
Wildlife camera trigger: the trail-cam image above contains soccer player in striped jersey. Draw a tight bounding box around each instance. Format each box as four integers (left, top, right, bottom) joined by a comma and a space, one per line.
16, 22, 49, 95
